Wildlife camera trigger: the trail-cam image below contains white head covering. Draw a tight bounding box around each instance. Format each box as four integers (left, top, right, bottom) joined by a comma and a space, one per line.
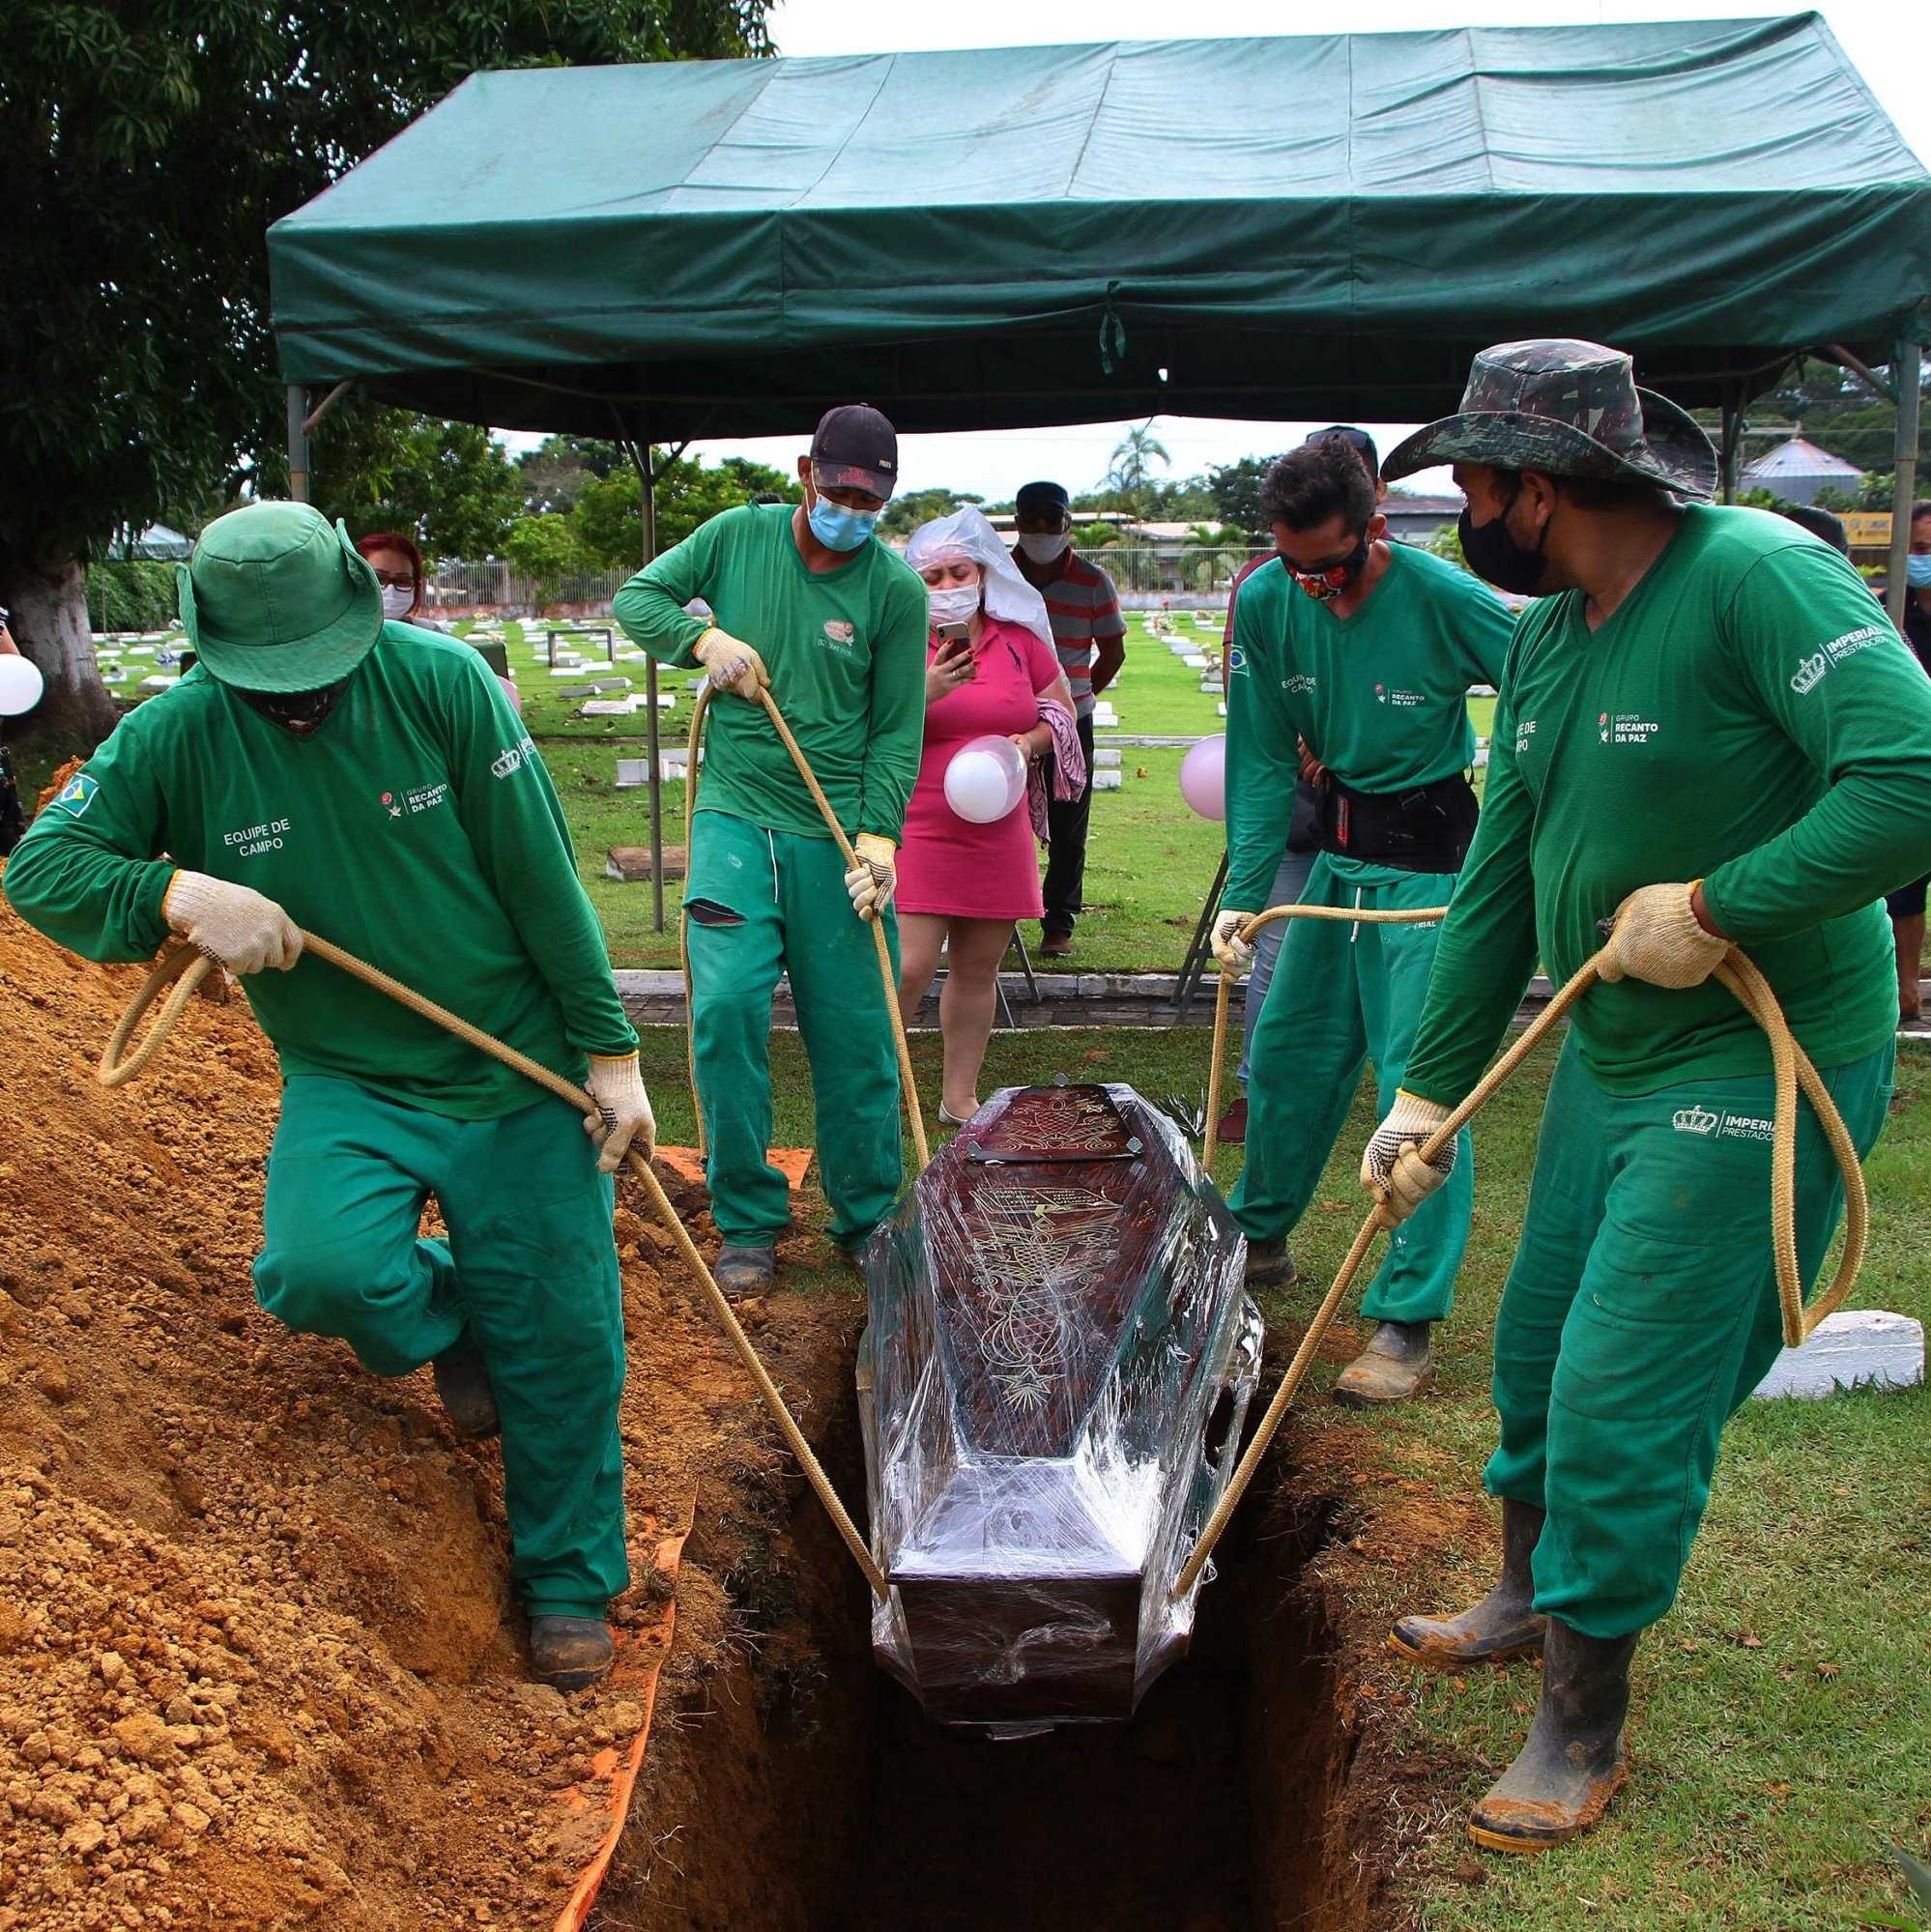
905, 507, 1054, 653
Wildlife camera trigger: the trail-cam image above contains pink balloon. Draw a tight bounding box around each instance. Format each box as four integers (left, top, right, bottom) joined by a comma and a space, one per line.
1179, 734, 1226, 821
498, 674, 523, 714
943, 735, 1028, 823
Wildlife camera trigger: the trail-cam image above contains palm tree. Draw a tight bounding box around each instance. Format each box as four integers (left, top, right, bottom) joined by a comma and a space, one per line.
1105, 421, 1171, 515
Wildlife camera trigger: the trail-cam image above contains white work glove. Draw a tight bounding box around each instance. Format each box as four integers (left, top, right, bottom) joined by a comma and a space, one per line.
584, 1053, 655, 1173
1361, 1090, 1457, 1225
162, 870, 303, 975
1598, 880, 1728, 989
1210, 908, 1256, 970
692, 626, 768, 702
845, 833, 898, 921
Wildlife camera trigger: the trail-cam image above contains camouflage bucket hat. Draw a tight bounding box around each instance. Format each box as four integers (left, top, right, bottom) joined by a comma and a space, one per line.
1382, 338, 1717, 501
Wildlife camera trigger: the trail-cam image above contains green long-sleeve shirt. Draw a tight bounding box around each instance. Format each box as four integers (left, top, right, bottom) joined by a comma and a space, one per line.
2, 625, 637, 1117
613, 503, 928, 842
1224, 546, 1513, 909
1403, 505, 1931, 1103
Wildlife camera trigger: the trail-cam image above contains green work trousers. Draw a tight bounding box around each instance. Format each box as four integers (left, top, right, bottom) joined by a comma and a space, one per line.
1229, 855, 1472, 1324
253, 1076, 627, 1620
685, 808, 904, 1250
1489, 1036, 1893, 1638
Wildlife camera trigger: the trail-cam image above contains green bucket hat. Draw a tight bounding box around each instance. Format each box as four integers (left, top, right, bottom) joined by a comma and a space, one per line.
178, 502, 384, 693
1383, 338, 1717, 502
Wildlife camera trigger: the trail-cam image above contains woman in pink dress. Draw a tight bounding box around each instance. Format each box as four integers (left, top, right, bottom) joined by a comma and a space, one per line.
898, 510, 1080, 1125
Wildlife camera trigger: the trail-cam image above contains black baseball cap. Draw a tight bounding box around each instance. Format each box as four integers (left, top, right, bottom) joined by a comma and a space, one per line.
1304, 425, 1380, 478
1015, 480, 1071, 519
811, 404, 898, 500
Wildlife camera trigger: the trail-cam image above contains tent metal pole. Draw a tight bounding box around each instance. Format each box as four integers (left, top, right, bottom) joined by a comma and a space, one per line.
1719, 389, 1742, 504
1887, 339, 1921, 629
286, 387, 310, 504
637, 417, 667, 936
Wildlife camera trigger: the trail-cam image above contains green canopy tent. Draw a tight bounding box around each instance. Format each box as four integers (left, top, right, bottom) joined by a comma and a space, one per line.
268, 14, 1931, 921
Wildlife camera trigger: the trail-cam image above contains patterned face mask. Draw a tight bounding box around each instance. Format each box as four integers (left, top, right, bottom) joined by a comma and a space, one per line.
1286, 533, 1369, 601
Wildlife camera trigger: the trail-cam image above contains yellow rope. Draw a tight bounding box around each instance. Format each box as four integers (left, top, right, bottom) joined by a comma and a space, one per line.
101, 937, 890, 1601
1174, 908, 1871, 1600
680, 682, 929, 1172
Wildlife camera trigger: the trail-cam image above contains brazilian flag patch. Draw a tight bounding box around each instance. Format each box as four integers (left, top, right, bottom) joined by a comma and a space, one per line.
52, 772, 98, 818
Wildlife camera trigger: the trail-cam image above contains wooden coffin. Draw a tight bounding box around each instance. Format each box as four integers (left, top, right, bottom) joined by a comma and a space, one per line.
856, 1082, 1261, 1730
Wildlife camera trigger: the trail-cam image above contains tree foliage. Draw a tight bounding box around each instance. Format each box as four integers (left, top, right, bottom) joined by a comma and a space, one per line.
1204, 455, 1284, 535
879, 487, 985, 540
564, 453, 796, 568
312, 399, 524, 558
0, 0, 770, 731
503, 514, 592, 599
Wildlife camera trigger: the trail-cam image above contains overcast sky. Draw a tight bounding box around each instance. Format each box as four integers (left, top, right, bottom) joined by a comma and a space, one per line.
509, 4, 1929, 504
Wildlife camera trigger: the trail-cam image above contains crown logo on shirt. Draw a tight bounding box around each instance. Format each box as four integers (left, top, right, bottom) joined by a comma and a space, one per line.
1790, 652, 1829, 696
1671, 1105, 1719, 1136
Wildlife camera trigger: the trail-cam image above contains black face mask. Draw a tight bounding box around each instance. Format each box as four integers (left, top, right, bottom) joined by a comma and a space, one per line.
236, 679, 349, 737
1458, 500, 1550, 596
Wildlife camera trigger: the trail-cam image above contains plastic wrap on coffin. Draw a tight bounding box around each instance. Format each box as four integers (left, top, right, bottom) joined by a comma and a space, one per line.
857, 1083, 1261, 1728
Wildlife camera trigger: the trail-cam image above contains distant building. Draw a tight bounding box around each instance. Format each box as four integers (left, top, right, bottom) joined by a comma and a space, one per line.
1743, 436, 1865, 505
1381, 491, 1464, 544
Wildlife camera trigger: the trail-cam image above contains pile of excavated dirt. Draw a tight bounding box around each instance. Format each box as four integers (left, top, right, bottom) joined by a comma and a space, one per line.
0, 887, 854, 1932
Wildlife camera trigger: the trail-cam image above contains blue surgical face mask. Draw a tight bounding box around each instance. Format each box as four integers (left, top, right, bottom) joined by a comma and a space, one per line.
1908, 552, 1931, 589
808, 490, 879, 552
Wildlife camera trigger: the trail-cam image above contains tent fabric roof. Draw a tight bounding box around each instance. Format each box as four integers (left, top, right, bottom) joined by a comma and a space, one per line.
269, 15, 1931, 439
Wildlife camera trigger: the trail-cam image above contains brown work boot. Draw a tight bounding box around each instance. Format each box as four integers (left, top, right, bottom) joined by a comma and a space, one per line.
1334, 1319, 1433, 1405
1215, 1097, 1249, 1143
1389, 1498, 1546, 1668
1468, 1617, 1638, 1854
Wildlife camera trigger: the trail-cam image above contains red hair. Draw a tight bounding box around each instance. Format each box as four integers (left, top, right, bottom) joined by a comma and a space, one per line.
356, 531, 424, 588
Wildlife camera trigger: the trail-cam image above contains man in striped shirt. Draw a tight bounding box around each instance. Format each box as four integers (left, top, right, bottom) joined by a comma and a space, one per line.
1013, 480, 1128, 957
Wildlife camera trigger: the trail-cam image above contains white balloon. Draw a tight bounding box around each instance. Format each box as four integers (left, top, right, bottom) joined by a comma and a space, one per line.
0, 654, 45, 718
943, 735, 1028, 823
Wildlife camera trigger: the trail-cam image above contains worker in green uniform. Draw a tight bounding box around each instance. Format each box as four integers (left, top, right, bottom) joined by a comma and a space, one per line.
3, 502, 652, 1691
1214, 434, 1513, 1403
614, 405, 927, 1295
1363, 338, 1931, 1853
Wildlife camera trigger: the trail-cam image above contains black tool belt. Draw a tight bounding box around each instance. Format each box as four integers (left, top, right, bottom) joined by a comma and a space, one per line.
1312, 770, 1477, 873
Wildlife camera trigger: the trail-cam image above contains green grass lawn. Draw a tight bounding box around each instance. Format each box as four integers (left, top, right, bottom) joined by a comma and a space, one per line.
631, 1019, 1931, 1931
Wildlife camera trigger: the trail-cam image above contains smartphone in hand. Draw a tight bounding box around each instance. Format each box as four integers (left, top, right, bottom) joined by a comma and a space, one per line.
934, 626, 975, 679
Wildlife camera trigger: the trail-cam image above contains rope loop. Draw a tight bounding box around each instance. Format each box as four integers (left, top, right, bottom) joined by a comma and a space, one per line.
99, 943, 216, 1088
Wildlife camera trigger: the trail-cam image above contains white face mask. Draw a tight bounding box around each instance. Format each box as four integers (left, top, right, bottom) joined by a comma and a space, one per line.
1017, 531, 1070, 563
926, 583, 981, 627
380, 585, 416, 621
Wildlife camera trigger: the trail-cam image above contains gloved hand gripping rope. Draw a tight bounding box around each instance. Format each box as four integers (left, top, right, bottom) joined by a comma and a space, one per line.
1174, 898, 1871, 1600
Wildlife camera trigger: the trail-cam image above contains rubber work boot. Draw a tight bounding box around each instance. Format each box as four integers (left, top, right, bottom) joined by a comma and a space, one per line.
1243, 1238, 1297, 1288
431, 1343, 501, 1440
1216, 1097, 1249, 1144
1467, 1617, 1639, 1855
714, 1244, 774, 1299
529, 1616, 615, 1694
1388, 1498, 1546, 1668
1334, 1319, 1433, 1406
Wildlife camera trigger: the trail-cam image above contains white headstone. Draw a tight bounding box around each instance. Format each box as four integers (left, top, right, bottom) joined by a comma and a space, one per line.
1751, 1309, 1924, 1400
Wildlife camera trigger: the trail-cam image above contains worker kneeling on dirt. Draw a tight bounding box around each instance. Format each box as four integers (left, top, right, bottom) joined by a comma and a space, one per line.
613, 405, 927, 1296
1215, 432, 1513, 1403
3, 503, 651, 1693
1362, 339, 1931, 1853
